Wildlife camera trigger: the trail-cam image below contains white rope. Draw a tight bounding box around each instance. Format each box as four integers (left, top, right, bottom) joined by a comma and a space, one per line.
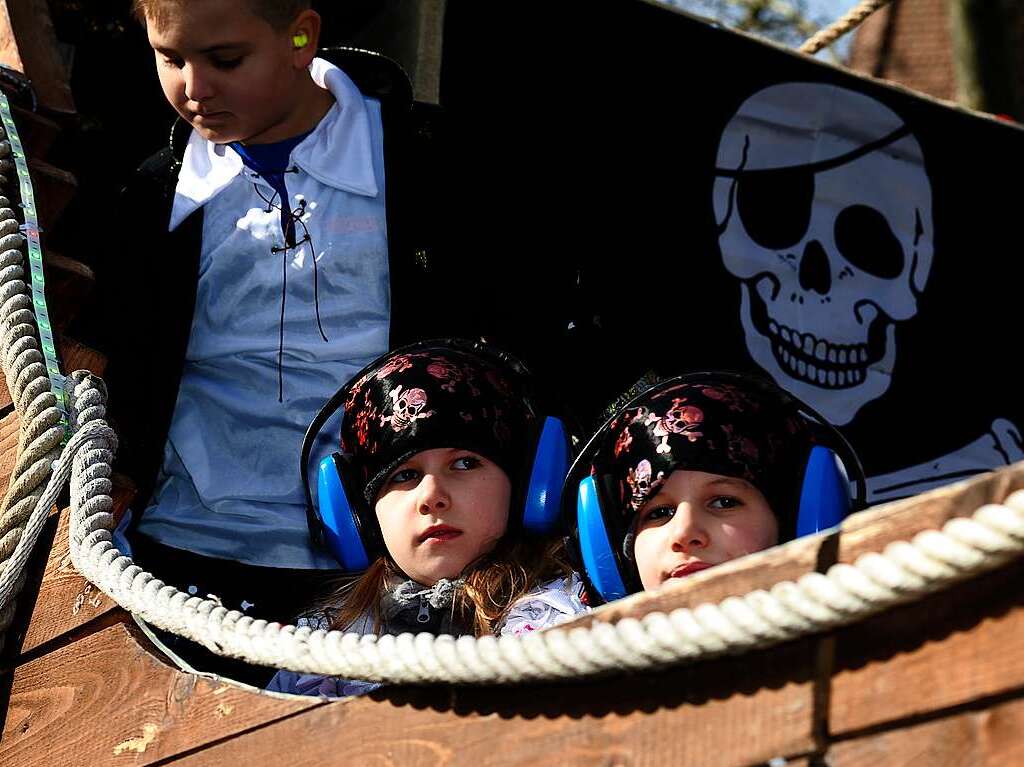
53, 371, 1024, 683
0, 110, 1023, 684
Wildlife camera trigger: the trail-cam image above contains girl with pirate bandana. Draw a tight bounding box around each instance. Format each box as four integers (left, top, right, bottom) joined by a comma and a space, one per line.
577, 375, 831, 596
267, 341, 587, 698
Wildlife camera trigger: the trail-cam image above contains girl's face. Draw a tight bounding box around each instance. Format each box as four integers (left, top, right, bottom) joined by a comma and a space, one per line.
632, 469, 778, 591
374, 448, 511, 586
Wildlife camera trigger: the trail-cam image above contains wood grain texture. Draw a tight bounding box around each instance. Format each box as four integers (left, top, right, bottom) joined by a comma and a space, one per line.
0, 409, 20, 500
168, 637, 819, 767
0, 0, 75, 114
15, 506, 120, 655
829, 694, 1024, 766
568, 529, 826, 629
830, 557, 1024, 735
837, 465, 1024, 564
0, 623, 319, 767
27, 158, 77, 232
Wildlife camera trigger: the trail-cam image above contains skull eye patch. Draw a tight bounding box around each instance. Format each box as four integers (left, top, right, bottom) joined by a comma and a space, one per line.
736, 168, 816, 251
833, 204, 904, 279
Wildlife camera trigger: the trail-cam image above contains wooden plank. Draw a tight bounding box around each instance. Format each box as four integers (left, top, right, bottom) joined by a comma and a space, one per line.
829, 693, 1024, 766
27, 158, 77, 232
0, 0, 75, 114
837, 464, 1024, 563
0, 409, 19, 500
569, 527, 825, 629
15, 503, 125, 655
45, 252, 96, 333
0, 623, 319, 767
10, 105, 60, 158
57, 335, 107, 378
168, 637, 819, 767
558, 465, 1024, 633
830, 556, 1024, 735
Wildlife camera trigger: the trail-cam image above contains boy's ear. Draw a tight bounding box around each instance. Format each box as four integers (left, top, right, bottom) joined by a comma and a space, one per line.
290, 9, 321, 68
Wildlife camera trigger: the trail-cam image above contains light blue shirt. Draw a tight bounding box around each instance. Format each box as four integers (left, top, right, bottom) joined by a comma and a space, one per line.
137, 60, 389, 568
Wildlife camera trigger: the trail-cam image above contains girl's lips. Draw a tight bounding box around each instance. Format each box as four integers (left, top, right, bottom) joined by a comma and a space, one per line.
419, 525, 462, 543
668, 561, 714, 579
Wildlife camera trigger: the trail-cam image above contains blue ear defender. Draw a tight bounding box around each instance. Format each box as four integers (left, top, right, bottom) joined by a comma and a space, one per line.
522, 416, 571, 534
576, 475, 629, 602
566, 372, 867, 605
317, 454, 371, 572
795, 445, 851, 537
302, 339, 574, 572
315, 415, 572, 568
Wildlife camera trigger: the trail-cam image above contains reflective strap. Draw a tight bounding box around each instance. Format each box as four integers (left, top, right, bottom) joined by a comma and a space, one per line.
0, 93, 68, 437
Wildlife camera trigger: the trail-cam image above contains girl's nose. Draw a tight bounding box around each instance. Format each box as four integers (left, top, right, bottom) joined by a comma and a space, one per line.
417, 473, 450, 514
668, 502, 709, 553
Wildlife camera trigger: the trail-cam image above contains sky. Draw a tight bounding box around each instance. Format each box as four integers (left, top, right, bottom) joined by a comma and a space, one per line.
655, 0, 864, 61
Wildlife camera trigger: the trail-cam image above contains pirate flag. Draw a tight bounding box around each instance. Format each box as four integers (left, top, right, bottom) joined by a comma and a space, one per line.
439, 0, 1024, 505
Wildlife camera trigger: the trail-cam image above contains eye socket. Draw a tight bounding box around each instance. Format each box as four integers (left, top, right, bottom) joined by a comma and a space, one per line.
387, 467, 420, 485
834, 204, 905, 279
736, 168, 816, 250
639, 505, 674, 527
211, 56, 244, 71
708, 496, 743, 511
451, 455, 482, 471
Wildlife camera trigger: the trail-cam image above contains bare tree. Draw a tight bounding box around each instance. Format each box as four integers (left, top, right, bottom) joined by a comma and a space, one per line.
658, 0, 827, 49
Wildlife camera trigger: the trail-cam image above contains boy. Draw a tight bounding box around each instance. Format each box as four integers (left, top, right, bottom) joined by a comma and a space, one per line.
92, 0, 470, 633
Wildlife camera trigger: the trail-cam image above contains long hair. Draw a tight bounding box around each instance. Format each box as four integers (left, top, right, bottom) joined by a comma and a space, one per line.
317, 535, 574, 637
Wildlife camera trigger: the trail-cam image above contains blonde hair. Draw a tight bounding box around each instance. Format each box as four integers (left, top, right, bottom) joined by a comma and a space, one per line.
132, 0, 311, 30
318, 536, 574, 637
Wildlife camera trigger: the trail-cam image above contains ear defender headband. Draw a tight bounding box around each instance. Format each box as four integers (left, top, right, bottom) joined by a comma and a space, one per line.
564, 372, 866, 605
301, 339, 571, 572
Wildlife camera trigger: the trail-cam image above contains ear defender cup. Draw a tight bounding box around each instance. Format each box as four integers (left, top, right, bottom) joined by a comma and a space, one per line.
521, 416, 571, 534
302, 338, 578, 572
576, 475, 629, 603
564, 371, 868, 605
795, 445, 851, 537
317, 454, 371, 571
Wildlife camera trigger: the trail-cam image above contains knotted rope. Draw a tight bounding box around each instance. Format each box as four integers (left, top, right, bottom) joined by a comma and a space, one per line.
1, 92, 1023, 685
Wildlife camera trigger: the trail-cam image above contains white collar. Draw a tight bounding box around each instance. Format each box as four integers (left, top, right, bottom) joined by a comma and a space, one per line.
168, 57, 379, 231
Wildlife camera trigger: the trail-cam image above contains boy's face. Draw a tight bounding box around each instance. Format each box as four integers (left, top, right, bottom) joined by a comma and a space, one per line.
146, 0, 312, 144
374, 448, 512, 586
632, 469, 778, 591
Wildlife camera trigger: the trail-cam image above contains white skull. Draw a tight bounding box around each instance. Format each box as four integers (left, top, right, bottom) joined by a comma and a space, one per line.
389, 386, 430, 431
713, 83, 933, 425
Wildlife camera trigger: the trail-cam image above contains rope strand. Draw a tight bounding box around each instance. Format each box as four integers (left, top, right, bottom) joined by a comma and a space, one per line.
799, 0, 892, 56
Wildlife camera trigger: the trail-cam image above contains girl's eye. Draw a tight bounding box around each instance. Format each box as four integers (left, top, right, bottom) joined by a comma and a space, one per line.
709, 496, 743, 511
451, 455, 482, 471
640, 505, 674, 525
388, 468, 420, 485
212, 57, 243, 70
161, 56, 184, 69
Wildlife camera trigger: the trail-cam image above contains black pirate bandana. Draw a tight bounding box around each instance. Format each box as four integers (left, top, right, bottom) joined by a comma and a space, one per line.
340, 342, 538, 505
588, 377, 813, 540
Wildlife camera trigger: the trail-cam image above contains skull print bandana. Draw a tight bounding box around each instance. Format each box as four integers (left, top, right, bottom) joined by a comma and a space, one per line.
340, 341, 538, 505
589, 376, 813, 541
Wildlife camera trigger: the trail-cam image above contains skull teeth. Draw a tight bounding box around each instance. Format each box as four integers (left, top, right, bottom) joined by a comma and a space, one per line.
768, 318, 874, 390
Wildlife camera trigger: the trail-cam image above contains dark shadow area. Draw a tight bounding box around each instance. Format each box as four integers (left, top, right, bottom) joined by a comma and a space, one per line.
0, 512, 59, 733
832, 555, 1024, 675
367, 634, 820, 720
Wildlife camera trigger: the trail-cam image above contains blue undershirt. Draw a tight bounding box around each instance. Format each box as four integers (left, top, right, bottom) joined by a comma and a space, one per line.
230, 132, 313, 244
